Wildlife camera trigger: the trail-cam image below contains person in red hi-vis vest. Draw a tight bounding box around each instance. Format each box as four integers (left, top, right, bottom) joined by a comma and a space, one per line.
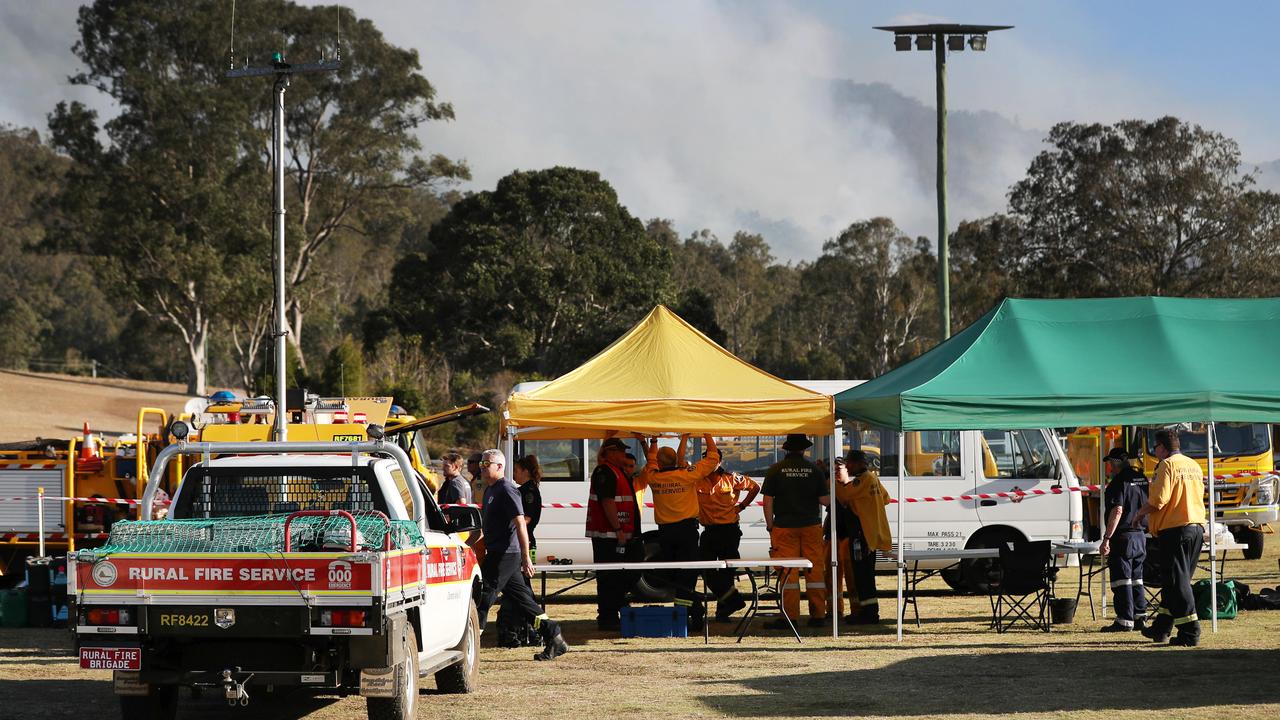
586, 437, 641, 631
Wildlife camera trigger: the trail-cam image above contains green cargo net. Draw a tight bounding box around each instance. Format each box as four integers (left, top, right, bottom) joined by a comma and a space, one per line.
94, 511, 424, 555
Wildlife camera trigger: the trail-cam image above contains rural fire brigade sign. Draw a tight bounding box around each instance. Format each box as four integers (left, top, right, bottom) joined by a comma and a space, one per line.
80, 647, 141, 670
79, 556, 374, 594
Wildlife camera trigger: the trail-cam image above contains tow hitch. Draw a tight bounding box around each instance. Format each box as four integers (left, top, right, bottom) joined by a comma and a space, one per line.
222, 668, 254, 707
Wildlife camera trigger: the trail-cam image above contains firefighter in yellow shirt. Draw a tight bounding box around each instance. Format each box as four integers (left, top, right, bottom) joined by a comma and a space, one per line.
636, 435, 721, 630
1131, 429, 1206, 647
697, 459, 760, 621
829, 450, 892, 624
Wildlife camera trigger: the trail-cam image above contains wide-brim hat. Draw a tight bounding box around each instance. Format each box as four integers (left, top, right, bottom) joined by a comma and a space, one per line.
782, 434, 813, 452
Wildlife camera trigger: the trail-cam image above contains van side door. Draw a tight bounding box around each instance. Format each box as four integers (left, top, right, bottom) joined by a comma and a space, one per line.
880, 430, 978, 555
974, 429, 1069, 541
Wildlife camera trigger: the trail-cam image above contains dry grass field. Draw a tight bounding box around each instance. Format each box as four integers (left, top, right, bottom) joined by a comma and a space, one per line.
2, 541, 1278, 720
0, 370, 190, 443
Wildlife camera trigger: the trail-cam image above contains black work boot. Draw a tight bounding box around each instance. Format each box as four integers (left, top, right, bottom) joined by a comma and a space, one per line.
496, 627, 521, 648
1141, 617, 1171, 643
534, 619, 569, 661
1169, 621, 1201, 647
715, 592, 747, 622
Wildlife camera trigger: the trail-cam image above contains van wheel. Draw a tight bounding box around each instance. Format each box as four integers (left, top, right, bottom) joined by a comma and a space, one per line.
367, 623, 419, 720
436, 600, 479, 694
1237, 527, 1264, 560
961, 528, 1022, 594
119, 685, 178, 720
940, 566, 968, 593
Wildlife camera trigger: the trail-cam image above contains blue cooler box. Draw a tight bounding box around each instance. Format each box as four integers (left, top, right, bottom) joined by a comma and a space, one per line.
621, 606, 687, 638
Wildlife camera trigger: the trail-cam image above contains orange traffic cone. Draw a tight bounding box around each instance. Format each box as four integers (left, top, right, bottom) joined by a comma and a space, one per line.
78, 421, 103, 472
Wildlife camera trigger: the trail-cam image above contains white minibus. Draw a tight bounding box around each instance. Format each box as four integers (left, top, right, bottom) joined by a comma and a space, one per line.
504, 381, 1084, 591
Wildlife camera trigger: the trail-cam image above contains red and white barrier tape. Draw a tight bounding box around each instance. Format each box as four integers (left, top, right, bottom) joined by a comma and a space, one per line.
3, 470, 1267, 510
445, 474, 1269, 509
0, 461, 62, 469
0, 533, 108, 542
0, 496, 166, 506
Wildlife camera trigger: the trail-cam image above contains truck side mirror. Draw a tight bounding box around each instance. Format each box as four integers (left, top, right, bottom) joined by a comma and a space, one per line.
443, 506, 482, 534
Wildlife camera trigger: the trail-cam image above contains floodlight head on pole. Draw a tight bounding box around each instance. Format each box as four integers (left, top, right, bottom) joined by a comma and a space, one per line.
873, 22, 1012, 344
874, 23, 1012, 53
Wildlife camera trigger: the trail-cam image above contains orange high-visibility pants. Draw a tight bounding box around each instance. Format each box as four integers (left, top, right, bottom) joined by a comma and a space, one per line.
771, 524, 827, 620
825, 537, 857, 618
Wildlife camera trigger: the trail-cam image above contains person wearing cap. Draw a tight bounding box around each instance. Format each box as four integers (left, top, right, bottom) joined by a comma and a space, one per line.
830, 450, 891, 624
696, 454, 759, 621
633, 434, 721, 630
1131, 429, 1206, 647
762, 433, 830, 628
1098, 448, 1150, 633
585, 437, 642, 630
474, 449, 568, 660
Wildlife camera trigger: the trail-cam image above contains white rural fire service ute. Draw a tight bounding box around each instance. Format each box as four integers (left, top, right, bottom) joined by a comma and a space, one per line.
68, 431, 482, 720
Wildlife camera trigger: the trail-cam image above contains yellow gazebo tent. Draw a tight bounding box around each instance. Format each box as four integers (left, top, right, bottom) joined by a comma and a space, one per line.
502, 305, 833, 439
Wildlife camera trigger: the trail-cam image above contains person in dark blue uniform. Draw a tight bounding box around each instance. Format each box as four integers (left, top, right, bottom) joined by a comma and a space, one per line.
1099, 448, 1149, 632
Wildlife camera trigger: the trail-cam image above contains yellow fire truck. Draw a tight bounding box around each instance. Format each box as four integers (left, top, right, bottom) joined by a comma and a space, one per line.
0, 409, 177, 584
1068, 424, 1276, 559
0, 392, 487, 584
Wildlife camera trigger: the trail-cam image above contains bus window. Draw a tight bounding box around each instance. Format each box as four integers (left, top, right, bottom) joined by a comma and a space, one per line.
515, 439, 584, 482
708, 436, 783, 477
846, 427, 963, 477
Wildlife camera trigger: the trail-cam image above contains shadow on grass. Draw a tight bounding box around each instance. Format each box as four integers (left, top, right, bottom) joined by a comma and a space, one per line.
697, 648, 1280, 716
0, 679, 347, 719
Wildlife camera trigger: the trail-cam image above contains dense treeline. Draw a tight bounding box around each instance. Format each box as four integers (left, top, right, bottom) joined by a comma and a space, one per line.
4, 1, 1280, 450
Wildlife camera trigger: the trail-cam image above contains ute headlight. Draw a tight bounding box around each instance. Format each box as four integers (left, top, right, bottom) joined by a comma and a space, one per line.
1256, 476, 1278, 506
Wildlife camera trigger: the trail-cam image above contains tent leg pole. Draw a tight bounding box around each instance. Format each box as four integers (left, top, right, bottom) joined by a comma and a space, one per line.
831, 423, 841, 640
896, 431, 905, 643
1099, 437, 1107, 618
1208, 423, 1217, 634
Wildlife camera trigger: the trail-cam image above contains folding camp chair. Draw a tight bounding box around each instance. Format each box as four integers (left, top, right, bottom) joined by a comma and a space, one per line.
988, 540, 1054, 633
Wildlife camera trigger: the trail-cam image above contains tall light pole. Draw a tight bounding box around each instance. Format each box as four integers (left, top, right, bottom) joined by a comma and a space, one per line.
228, 53, 340, 441
874, 24, 1011, 341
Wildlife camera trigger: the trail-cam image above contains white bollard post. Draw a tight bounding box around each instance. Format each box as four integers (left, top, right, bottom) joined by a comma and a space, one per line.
37, 486, 46, 558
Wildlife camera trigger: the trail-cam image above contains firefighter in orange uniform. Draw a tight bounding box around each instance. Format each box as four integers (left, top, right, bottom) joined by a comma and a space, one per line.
762, 434, 829, 628
830, 450, 891, 624
635, 434, 722, 631
696, 457, 760, 621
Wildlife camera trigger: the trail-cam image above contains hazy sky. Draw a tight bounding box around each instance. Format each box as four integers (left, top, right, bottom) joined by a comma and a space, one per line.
3, 1, 1276, 258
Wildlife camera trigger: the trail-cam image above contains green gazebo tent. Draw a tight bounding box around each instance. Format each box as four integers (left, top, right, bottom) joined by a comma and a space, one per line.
835, 296, 1280, 639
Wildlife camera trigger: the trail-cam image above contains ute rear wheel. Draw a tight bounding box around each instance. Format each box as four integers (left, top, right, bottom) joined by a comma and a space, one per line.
367, 623, 419, 720
436, 600, 480, 693
119, 684, 178, 720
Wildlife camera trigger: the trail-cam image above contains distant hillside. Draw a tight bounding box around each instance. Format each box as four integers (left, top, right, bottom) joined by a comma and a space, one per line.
1251, 159, 1280, 192
831, 81, 1047, 229
0, 370, 190, 443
